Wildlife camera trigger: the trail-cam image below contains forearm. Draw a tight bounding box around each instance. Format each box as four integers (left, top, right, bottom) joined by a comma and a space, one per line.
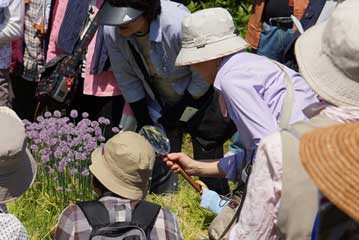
190, 159, 225, 178
0, 0, 24, 46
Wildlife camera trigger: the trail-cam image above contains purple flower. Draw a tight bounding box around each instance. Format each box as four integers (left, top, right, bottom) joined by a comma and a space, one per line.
98, 136, 106, 142
56, 187, 63, 191
112, 127, 120, 133
81, 168, 90, 176
82, 112, 89, 118
98, 117, 106, 124
94, 128, 102, 137
70, 110, 78, 119
41, 154, 50, 163
103, 119, 111, 125
70, 168, 78, 175
44, 111, 52, 118
36, 116, 44, 122
30, 144, 39, 152
91, 121, 99, 128
22, 119, 31, 127
54, 150, 63, 159
53, 110, 61, 118
44, 166, 55, 174
49, 138, 58, 146
57, 161, 67, 172
75, 151, 83, 160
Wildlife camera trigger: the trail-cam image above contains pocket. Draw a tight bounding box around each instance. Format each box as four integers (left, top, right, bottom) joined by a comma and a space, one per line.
0, 0, 10, 8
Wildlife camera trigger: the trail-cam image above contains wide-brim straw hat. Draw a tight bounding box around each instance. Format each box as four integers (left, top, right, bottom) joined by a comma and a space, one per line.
175, 8, 248, 66
0, 107, 37, 204
90, 131, 155, 200
300, 122, 359, 222
295, 0, 359, 107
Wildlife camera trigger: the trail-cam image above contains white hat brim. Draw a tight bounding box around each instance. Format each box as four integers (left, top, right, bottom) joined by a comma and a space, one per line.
175, 36, 248, 66
295, 22, 359, 107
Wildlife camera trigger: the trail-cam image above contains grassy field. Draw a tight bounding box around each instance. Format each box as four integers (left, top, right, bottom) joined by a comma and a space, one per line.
8, 136, 228, 240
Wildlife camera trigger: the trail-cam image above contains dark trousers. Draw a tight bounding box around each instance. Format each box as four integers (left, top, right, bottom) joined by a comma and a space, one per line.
150, 127, 230, 195
11, 75, 37, 120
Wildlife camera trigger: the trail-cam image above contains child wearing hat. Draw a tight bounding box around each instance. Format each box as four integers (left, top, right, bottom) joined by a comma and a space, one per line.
55, 131, 183, 239
0, 107, 37, 239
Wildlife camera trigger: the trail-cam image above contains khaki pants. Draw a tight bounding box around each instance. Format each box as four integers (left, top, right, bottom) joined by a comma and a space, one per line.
0, 69, 14, 107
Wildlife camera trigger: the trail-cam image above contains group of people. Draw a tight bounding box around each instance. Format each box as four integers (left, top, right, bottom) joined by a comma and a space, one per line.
0, 0, 358, 239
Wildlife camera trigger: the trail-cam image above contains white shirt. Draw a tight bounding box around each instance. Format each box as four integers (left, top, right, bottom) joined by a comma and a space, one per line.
229, 106, 359, 240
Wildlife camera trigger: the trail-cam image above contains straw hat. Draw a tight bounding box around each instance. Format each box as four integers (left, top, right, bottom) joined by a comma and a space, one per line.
90, 131, 155, 200
300, 122, 359, 222
175, 8, 248, 66
0, 107, 37, 204
295, 0, 359, 107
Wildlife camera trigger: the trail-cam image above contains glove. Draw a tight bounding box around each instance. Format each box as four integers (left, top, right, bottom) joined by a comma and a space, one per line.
200, 189, 229, 214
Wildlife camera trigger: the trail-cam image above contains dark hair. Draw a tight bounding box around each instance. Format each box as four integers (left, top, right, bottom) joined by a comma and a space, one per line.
92, 176, 110, 194
106, 0, 161, 22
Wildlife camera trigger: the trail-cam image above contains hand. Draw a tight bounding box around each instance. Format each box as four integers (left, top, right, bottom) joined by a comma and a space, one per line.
163, 152, 199, 176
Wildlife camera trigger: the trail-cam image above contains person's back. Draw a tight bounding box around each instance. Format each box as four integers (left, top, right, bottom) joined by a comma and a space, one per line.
55, 131, 183, 240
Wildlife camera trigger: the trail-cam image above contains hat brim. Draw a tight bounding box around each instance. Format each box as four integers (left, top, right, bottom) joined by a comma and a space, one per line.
295, 22, 359, 107
97, 2, 143, 26
300, 122, 359, 222
175, 36, 248, 66
90, 148, 145, 200
0, 148, 37, 204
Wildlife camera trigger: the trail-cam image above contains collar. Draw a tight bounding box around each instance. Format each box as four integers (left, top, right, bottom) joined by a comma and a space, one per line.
149, 15, 162, 43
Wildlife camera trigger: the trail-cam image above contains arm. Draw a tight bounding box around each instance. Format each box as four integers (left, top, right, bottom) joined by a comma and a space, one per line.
163, 152, 225, 178
0, 0, 24, 46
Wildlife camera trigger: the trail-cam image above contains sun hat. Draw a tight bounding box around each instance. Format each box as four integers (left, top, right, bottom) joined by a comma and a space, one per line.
175, 7, 248, 66
300, 122, 359, 222
0, 107, 37, 204
97, 2, 143, 26
90, 131, 155, 200
295, 0, 359, 107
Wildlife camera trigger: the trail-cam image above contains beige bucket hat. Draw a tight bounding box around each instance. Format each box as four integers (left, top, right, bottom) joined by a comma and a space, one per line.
175, 7, 248, 66
300, 122, 359, 222
295, 0, 359, 107
90, 131, 155, 200
0, 107, 37, 204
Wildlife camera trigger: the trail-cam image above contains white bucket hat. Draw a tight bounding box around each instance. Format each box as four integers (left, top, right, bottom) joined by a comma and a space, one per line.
295, 0, 359, 107
0, 107, 37, 204
175, 8, 248, 66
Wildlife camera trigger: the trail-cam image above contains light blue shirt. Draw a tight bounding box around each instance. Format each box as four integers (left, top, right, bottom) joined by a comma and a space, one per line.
103, 0, 209, 104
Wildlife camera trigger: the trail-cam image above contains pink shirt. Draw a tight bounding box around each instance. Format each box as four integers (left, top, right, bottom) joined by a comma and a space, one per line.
46, 0, 120, 97
229, 106, 359, 240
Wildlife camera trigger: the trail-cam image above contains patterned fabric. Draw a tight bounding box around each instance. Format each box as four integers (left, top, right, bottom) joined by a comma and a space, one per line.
0, 209, 28, 240
228, 106, 359, 240
55, 195, 183, 240
0, 0, 13, 69
22, 0, 45, 82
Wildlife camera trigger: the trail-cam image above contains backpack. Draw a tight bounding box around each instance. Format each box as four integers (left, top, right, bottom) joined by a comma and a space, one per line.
77, 200, 161, 240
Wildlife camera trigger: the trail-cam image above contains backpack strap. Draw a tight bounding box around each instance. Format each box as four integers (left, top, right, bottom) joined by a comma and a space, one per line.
77, 201, 110, 228
272, 61, 295, 129
131, 200, 161, 235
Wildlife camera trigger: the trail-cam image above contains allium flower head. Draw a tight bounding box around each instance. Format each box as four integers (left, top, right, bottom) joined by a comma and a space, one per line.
36, 116, 44, 122
53, 110, 61, 118
70, 110, 78, 119
82, 112, 89, 118
44, 111, 52, 118
112, 127, 120, 133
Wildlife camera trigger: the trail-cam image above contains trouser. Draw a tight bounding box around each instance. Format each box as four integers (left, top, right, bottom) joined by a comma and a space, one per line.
0, 69, 14, 108
11, 75, 38, 120
150, 127, 230, 196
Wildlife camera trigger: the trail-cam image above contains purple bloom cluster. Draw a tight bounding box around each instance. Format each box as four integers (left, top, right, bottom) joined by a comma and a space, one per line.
23, 110, 115, 202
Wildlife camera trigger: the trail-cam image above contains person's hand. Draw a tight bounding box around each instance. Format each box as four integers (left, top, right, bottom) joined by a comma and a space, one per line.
163, 152, 198, 176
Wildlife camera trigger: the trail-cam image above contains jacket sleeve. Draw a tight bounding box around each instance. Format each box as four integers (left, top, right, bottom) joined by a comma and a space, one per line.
103, 26, 146, 103
0, 0, 24, 46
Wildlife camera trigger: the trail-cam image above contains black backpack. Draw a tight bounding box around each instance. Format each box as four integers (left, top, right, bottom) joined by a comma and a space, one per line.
77, 200, 161, 240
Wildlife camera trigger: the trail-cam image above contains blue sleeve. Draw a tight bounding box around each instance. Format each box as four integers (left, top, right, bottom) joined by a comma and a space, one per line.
218, 149, 246, 182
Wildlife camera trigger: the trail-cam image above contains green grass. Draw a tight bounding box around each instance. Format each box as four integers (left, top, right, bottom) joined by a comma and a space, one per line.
7, 136, 228, 240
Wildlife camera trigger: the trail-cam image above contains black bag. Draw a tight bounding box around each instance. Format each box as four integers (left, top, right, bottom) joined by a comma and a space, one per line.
77, 200, 161, 240
185, 88, 236, 151
35, 4, 104, 107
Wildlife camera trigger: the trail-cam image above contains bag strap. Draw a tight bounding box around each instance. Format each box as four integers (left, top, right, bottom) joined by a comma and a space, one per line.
131, 200, 161, 234
271, 61, 295, 129
127, 40, 164, 108
77, 201, 111, 227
